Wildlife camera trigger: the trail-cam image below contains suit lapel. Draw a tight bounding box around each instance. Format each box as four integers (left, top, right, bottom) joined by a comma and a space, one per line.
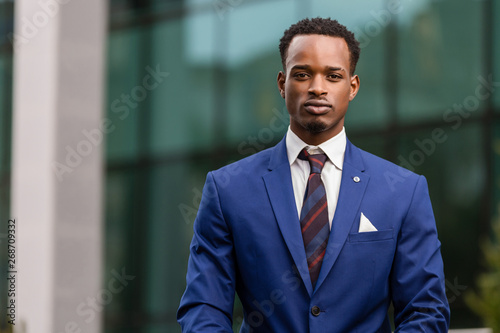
263, 137, 314, 296
314, 140, 370, 292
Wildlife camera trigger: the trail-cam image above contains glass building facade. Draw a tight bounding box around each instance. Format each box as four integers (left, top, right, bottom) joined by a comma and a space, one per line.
1, 0, 499, 331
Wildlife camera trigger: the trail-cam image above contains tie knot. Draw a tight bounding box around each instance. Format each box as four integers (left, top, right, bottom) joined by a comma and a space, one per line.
298, 148, 327, 174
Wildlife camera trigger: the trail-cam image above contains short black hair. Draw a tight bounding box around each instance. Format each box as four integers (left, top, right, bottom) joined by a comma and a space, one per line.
279, 17, 360, 75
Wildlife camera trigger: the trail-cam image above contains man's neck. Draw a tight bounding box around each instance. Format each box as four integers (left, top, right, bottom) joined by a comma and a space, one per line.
290, 127, 344, 146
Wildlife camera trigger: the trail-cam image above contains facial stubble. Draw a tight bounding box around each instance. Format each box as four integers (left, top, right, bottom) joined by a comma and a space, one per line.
303, 120, 328, 134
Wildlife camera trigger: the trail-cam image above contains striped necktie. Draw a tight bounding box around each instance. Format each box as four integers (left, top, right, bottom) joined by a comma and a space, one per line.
298, 148, 329, 288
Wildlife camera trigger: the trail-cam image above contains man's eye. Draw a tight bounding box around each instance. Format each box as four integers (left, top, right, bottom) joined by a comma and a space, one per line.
294, 73, 308, 78
328, 74, 342, 80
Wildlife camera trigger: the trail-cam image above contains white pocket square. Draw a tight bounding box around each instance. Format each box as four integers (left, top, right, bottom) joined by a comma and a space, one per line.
359, 213, 377, 232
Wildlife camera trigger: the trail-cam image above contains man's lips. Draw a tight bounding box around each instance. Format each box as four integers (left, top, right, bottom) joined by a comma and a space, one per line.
304, 100, 332, 115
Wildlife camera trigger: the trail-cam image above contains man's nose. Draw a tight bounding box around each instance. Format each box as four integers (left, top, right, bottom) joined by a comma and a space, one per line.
308, 75, 327, 96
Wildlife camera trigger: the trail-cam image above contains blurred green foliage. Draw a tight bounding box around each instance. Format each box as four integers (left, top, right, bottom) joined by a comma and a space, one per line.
465, 216, 500, 332
0, 325, 13, 333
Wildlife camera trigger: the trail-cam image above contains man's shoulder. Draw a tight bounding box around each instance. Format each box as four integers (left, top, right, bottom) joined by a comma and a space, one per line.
348, 142, 423, 191
357, 147, 416, 175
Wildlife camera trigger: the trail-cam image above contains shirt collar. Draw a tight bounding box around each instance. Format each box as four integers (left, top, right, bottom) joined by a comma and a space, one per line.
286, 126, 346, 170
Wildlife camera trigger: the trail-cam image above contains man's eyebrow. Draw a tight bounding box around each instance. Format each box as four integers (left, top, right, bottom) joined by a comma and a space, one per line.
326, 66, 346, 72
290, 64, 311, 71
290, 65, 347, 72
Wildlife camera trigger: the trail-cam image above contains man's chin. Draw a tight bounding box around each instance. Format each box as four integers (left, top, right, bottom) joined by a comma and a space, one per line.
304, 121, 328, 134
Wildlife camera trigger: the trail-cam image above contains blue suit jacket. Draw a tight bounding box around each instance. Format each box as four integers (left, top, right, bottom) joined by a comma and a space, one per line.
177, 136, 450, 332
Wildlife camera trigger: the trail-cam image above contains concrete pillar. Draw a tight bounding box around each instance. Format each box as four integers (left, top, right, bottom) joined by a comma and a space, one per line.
10, 0, 107, 332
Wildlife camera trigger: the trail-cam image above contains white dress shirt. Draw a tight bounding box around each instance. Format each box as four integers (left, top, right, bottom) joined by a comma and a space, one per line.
286, 126, 346, 229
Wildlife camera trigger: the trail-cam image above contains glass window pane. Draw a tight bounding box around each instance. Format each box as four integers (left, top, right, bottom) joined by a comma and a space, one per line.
106, 28, 144, 161
105, 169, 144, 330
148, 18, 216, 155
397, 0, 484, 123
349, 134, 386, 160
226, 62, 288, 147
0, 51, 12, 236
494, 0, 500, 109
143, 161, 212, 326
397, 124, 485, 327
493, 122, 500, 210
0, 52, 12, 173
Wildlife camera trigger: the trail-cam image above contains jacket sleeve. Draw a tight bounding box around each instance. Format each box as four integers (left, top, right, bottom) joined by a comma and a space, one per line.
177, 172, 236, 332
391, 175, 450, 332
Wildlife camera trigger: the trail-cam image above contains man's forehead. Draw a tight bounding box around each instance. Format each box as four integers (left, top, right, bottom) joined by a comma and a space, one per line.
288, 34, 349, 50
286, 35, 350, 69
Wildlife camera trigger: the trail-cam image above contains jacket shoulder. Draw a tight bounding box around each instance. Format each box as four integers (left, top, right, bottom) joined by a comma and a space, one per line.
359, 148, 418, 177
352, 145, 424, 194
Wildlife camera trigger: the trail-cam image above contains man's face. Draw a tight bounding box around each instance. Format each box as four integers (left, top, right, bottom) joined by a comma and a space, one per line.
277, 34, 360, 145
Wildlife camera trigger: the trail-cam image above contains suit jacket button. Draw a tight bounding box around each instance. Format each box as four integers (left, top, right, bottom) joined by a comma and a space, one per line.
311, 306, 321, 317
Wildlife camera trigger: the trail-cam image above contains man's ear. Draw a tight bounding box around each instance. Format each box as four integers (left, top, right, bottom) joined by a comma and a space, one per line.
349, 74, 360, 101
277, 71, 286, 98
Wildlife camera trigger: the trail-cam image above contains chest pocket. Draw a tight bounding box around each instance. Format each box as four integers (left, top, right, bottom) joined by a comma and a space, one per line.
348, 229, 393, 243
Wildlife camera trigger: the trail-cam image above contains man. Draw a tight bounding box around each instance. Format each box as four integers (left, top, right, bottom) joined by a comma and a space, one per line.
177, 17, 450, 332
